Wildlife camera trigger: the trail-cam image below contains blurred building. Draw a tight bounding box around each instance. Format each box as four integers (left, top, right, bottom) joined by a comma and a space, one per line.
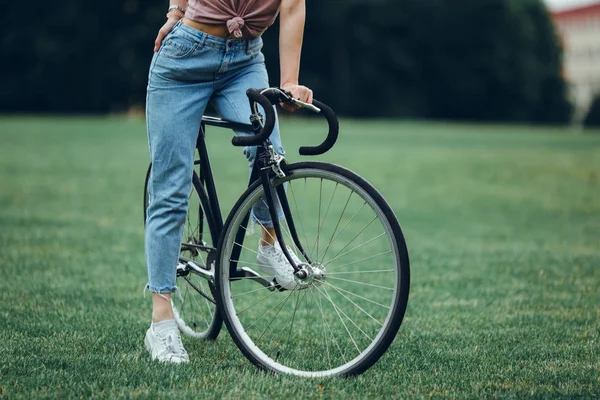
552, 2, 600, 120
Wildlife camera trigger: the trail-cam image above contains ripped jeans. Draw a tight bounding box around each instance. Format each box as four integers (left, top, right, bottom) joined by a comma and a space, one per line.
145, 21, 284, 294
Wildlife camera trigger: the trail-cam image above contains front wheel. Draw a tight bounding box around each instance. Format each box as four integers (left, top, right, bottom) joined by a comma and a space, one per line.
215, 162, 410, 377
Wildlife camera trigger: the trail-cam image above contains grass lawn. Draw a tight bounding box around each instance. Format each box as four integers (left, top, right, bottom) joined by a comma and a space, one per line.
0, 116, 599, 398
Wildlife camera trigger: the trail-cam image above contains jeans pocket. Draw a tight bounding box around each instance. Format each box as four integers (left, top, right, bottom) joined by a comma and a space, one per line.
160, 34, 199, 59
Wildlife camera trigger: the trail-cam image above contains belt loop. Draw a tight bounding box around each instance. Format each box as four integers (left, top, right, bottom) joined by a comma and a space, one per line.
245, 39, 250, 55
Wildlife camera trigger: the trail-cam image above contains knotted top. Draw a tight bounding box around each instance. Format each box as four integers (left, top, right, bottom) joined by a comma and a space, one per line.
226, 16, 245, 38
186, 0, 281, 38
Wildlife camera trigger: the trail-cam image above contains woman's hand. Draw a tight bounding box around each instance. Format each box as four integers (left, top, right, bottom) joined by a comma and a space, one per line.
154, 17, 180, 52
279, 0, 308, 112
281, 83, 313, 112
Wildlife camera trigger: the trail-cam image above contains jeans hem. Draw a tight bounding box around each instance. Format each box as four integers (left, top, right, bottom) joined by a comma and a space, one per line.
145, 284, 177, 294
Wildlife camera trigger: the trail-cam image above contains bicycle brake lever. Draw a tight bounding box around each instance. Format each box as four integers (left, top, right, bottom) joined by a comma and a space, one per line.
269, 88, 322, 113
289, 98, 321, 113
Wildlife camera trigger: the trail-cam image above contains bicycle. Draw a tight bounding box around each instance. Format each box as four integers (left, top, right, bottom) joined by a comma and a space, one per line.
143, 88, 410, 377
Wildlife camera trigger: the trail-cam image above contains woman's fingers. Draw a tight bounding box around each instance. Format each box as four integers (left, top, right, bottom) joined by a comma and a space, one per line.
281, 103, 296, 112
154, 19, 179, 52
305, 87, 313, 104
153, 32, 164, 52
280, 84, 313, 112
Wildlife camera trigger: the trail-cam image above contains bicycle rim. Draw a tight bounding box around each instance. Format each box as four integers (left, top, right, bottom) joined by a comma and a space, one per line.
216, 162, 409, 377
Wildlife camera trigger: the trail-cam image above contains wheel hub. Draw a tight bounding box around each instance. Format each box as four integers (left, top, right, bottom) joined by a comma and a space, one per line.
294, 263, 327, 288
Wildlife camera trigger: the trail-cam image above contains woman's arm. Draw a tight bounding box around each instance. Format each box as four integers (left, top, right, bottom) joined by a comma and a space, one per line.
154, 1, 188, 52
279, 0, 313, 109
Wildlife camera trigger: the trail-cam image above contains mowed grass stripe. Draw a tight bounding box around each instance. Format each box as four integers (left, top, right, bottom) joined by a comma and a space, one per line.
0, 116, 599, 398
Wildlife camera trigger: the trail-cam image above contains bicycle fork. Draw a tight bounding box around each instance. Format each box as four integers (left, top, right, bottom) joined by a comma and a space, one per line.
256, 144, 314, 278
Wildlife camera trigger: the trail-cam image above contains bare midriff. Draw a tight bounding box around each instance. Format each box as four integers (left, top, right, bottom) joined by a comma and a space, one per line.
182, 19, 232, 38
185, 0, 281, 39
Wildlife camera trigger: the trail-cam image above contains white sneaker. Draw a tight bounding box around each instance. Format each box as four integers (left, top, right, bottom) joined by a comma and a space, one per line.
257, 242, 302, 290
144, 321, 189, 364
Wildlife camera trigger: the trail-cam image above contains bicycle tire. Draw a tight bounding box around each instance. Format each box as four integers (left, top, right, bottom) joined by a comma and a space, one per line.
215, 161, 409, 377
144, 162, 223, 340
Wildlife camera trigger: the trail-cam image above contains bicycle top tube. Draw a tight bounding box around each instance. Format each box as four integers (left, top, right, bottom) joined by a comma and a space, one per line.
201, 115, 254, 134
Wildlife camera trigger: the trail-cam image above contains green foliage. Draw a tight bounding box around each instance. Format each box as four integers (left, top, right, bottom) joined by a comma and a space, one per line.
1, 117, 599, 397
0, 0, 573, 123
283, 0, 573, 122
584, 94, 600, 128
0, 0, 163, 113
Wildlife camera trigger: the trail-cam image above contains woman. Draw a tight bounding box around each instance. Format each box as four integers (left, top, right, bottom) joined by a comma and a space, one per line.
144, 0, 312, 363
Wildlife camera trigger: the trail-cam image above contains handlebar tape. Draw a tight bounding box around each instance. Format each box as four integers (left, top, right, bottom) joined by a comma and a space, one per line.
231, 88, 276, 147
299, 100, 339, 156
232, 89, 339, 157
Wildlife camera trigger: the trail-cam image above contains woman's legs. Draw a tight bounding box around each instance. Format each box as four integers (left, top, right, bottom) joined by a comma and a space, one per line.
211, 61, 285, 246
145, 83, 211, 298
145, 76, 211, 362
145, 50, 215, 322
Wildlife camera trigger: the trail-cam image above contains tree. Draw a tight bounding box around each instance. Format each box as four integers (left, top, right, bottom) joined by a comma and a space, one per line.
0, 0, 573, 123
583, 94, 600, 128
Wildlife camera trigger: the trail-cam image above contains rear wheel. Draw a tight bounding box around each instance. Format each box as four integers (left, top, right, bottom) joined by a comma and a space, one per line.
144, 162, 222, 340
216, 161, 410, 377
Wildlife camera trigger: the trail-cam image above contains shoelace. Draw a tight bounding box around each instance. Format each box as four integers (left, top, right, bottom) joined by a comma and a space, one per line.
285, 246, 303, 266
266, 245, 300, 266
159, 332, 187, 360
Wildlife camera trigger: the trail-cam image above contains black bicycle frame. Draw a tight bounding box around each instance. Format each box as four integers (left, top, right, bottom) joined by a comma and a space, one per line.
196, 116, 309, 279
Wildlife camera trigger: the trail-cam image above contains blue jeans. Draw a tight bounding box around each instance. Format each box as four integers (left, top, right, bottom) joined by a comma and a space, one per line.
145, 21, 284, 294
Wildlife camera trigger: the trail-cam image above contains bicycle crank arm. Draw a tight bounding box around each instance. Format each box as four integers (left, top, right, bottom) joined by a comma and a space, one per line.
177, 258, 214, 282
233, 267, 277, 292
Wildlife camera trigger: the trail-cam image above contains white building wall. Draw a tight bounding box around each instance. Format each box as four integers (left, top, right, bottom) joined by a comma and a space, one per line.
554, 7, 600, 120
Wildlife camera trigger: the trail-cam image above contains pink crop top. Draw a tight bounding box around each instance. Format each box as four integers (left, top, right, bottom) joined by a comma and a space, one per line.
185, 0, 282, 38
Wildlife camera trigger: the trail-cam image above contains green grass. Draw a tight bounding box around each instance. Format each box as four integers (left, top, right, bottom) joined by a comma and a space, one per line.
1, 116, 599, 398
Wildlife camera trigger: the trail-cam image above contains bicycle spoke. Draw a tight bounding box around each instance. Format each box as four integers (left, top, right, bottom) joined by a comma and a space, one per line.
327, 269, 395, 275
256, 293, 295, 342
230, 283, 272, 297
200, 284, 214, 328
229, 259, 267, 269
320, 190, 353, 263
311, 287, 329, 368
318, 284, 375, 342
246, 289, 296, 335
321, 216, 378, 265
235, 288, 280, 316
233, 241, 260, 257
313, 182, 338, 257
193, 279, 212, 326
284, 289, 302, 336
326, 275, 394, 291
278, 289, 306, 349
318, 201, 368, 264
189, 281, 210, 328
310, 178, 323, 258
311, 285, 345, 365
321, 232, 387, 267
321, 280, 384, 328
321, 282, 391, 309
305, 286, 315, 362
316, 284, 361, 356
325, 250, 393, 272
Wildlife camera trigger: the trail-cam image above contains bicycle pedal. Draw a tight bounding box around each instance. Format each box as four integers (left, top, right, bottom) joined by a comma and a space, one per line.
176, 262, 190, 276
